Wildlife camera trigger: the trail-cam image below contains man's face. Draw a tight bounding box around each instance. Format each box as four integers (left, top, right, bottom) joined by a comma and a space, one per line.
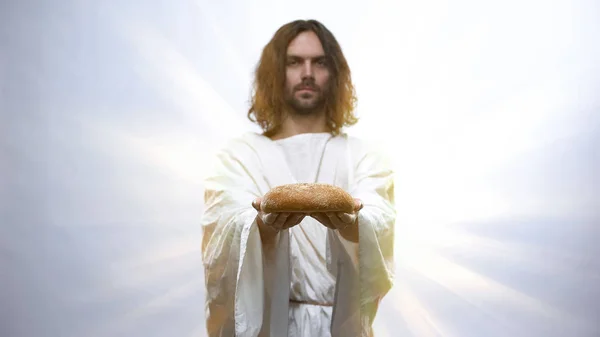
284, 31, 331, 115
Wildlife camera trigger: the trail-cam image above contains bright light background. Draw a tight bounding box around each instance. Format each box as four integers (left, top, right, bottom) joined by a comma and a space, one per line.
1, 0, 599, 336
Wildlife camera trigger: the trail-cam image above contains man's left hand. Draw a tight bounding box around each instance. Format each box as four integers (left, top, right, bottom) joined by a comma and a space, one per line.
310, 198, 362, 242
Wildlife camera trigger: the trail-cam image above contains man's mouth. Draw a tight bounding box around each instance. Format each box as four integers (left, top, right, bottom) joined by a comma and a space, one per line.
297, 87, 316, 92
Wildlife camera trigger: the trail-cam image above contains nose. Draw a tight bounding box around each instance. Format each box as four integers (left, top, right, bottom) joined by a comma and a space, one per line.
301, 60, 314, 79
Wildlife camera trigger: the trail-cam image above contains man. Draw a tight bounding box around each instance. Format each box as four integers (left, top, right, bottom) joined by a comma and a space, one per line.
201, 19, 395, 337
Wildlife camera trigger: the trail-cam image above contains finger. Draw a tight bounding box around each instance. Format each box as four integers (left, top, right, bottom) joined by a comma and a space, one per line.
337, 212, 355, 224
315, 213, 335, 228
263, 212, 278, 224
353, 198, 363, 212
328, 212, 356, 230
312, 213, 335, 229
282, 213, 303, 229
290, 213, 305, 225
326, 212, 345, 229
272, 212, 290, 229
283, 213, 305, 229
252, 198, 261, 211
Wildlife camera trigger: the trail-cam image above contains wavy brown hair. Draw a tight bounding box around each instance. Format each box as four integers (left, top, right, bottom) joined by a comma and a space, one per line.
247, 19, 358, 137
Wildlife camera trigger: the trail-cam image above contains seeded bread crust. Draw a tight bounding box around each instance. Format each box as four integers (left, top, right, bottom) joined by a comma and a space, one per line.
261, 183, 354, 213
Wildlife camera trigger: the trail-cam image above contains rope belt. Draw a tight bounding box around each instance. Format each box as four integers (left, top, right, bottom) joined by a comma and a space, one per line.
289, 299, 334, 307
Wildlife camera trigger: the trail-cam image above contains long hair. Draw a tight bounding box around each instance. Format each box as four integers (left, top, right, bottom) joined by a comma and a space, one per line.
247, 19, 358, 137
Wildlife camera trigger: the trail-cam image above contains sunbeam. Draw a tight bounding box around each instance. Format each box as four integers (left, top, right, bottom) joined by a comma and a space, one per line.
399, 248, 597, 336
120, 18, 250, 142
390, 282, 455, 337
2, 0, 598, 336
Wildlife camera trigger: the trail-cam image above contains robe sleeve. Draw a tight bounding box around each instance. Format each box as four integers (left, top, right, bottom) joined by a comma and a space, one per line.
350, 144, 396, 327
201, 147, 265, 337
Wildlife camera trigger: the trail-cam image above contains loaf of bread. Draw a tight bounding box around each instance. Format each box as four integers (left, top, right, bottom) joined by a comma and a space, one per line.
261, 183, 355, 213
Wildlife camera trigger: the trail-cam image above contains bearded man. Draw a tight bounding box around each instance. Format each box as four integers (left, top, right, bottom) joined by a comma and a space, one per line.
201, 19, 395, 337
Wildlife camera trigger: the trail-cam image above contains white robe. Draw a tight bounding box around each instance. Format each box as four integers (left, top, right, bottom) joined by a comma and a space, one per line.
201, 131, 395, 337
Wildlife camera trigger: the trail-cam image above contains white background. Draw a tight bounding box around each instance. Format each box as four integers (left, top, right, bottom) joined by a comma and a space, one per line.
1, 0, 599, 336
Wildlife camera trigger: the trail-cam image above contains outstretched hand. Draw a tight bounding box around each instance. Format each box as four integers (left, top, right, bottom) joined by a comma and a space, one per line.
309, 198, 362, 242
252, 197, 306, 243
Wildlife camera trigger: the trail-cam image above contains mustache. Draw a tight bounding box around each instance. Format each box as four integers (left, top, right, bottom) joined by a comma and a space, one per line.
294, 80, 319, 92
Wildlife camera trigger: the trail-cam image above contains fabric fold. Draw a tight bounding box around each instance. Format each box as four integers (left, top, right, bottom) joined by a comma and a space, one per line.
201, 132, 396, 337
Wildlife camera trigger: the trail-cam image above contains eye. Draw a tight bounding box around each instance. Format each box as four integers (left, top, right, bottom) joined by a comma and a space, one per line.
287, 59, 299, 66
316, 59, 327, 67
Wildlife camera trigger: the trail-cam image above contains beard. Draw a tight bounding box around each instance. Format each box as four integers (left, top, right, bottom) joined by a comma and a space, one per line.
284, 80, 328, 115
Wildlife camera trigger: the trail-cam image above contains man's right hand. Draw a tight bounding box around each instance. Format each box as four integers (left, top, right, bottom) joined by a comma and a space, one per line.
252, 197, 305, 243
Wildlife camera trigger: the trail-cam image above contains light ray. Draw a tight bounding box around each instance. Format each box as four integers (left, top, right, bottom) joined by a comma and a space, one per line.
191, 1, 249, 84
108, 237, 201, 281
429, 229, 600, 281
389, 282, 455, 337
186, 322, 209, 337
398, 248, 595, 335
71, 112, 215, 187
371, 320, 392, 337
120, 19, 248, 141
87, 276, 205, 337
124, 276, 205, 320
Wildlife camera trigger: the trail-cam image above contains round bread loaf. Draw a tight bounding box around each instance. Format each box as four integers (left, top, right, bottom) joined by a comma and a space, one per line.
261, 183, 355, 213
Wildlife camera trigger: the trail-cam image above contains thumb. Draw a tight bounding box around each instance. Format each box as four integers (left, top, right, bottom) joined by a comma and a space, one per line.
353, 198, 363, 212
252, 197, 262, 211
